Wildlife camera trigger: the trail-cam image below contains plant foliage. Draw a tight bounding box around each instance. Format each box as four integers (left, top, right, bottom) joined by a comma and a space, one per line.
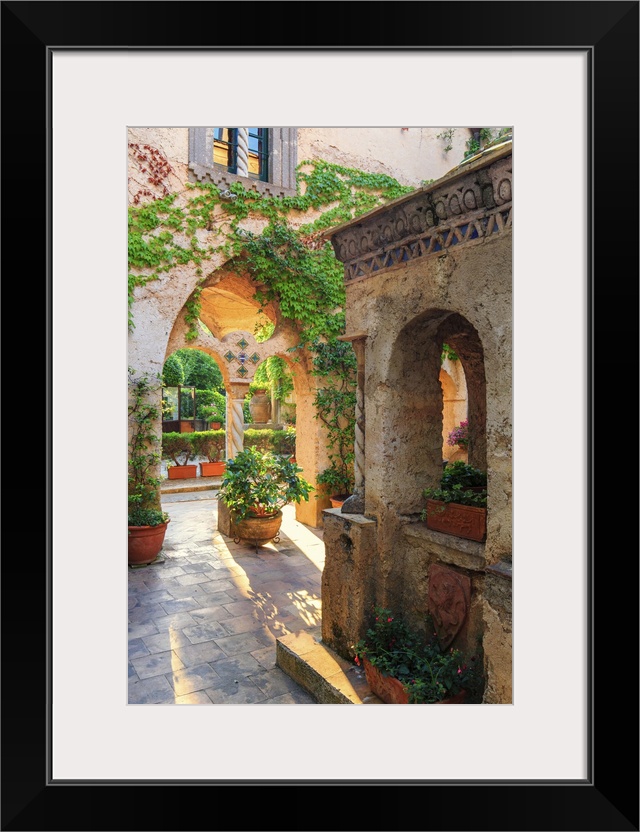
128, 368, 169, 526
421, 461, 487, 517
353, 606, 478, 704
312, 339, 356, 497
219, 446, 313, 520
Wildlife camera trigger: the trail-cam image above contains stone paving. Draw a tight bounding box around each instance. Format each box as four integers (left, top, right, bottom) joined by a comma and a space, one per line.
128, 491, 325, 705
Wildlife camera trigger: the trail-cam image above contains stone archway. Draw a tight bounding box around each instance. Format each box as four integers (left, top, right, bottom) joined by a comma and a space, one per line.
163, 268, 332, 528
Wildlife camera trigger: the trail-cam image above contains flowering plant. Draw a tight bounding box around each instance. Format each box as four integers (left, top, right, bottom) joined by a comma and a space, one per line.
352, 606, 478, 703
447, 419, 468, 447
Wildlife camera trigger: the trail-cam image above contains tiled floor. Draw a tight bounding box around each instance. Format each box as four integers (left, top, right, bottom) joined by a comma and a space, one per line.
128, 493, 325, 704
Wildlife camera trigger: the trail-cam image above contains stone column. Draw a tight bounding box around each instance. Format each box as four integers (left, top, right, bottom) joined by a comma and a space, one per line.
341, 334, 366, 515
235, 128, 249, 177
226, 382, 249, 459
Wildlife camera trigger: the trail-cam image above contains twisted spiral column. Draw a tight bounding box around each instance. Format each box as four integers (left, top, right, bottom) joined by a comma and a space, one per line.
353, 382, 365, 492
340, 335, 367, 515
226, 385, 249, 460
235, 128, 249, 177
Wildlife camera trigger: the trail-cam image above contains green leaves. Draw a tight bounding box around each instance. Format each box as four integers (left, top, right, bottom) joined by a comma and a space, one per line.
129, 155, 413, 335
128, 368, 166, 517
353, 606, 479, 703
219, 446, 313, 520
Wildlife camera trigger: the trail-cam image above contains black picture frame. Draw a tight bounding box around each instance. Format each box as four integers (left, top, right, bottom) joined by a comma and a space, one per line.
2, 2, 638, 830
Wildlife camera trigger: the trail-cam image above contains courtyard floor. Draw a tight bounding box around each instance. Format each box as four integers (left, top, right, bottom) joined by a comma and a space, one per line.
128, 488, 325, 705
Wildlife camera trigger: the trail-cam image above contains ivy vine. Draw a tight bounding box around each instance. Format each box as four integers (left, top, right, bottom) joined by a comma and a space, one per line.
128, 153, 413, 342
128, 146, 414, 494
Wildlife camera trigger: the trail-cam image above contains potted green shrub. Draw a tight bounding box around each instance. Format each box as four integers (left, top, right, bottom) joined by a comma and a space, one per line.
128, 368, 170, 565
200, 403, 225, 430
219, 446, 313, 545
352, 606, 478, 704
317, 458, 354, 508
191, 429, 226, 477
161, 431, 197, 479
421, 462, 487, 542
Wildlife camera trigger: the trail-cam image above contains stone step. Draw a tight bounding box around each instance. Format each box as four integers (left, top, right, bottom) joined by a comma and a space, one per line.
276, 628, 383, 704
160, 477, 221, 495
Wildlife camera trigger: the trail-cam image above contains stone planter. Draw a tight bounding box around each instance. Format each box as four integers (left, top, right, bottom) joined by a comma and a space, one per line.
424, 499, 486, 542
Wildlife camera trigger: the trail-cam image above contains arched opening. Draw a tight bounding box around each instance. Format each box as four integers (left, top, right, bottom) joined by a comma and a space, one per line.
381, 310, 485, 515
161, 346, 227, 433
440, 346, 469, 464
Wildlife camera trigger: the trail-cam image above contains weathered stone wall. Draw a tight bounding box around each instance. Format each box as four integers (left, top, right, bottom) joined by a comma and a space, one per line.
321, 146, 513, 702
482, 560, 512, 703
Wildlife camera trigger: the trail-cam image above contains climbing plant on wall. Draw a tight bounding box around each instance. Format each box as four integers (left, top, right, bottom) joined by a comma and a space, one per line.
128, 154, 413, 341
128, 146, 414, 492
311, 339, 357, 497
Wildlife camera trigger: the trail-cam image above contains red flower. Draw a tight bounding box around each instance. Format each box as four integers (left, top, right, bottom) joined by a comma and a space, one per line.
387, 617, 393, 622
354, 655, 360, 666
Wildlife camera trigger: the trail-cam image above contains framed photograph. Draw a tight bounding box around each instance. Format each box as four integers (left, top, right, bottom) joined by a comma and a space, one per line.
2, 2, 637, 830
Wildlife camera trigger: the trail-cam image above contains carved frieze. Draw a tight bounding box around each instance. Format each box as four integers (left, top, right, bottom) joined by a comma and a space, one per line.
330, 155, 512, 281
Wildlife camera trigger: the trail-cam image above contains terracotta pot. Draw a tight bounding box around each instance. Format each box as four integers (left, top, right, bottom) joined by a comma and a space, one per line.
329, 494, 350, 509
128, 520, 170, 566
362, 657, 466, 704
249, 389, 271, 423
200, 461, 226, 477
167, 464, 198, 479
424, 499, 486, 542
230, 510, 283, 546
210, 421, 222, 430
362, 657, 409, 704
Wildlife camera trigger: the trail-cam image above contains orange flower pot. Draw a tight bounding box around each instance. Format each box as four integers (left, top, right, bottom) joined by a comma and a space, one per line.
128, 520, 170, 565
424, 499, 486, 542
167, 465, 198, 479
199, 461, 226, 477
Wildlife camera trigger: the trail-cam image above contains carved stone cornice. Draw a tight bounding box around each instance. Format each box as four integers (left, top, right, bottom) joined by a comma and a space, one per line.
329, 153, 512, 282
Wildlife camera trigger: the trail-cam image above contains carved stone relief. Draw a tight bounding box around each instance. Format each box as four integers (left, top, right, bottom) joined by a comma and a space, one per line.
427, 563, 471, 650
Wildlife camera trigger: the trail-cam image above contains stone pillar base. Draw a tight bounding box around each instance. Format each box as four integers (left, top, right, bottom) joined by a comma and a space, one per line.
320, 508, 378, 660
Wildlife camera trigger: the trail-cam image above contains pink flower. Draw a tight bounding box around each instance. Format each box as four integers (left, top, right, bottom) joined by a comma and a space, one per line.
354, 655, 360, 666
387, 617, 393, 622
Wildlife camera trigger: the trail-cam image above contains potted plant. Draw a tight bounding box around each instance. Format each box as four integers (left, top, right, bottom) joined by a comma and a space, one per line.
191, 429, 226, 476
218, 445, 313, 545
128, 368, 170, 565
447, 419, 469, 450
352, 606, 478, 704
421, 462, 488, 542
317, 463, 354, 508
200, 403, 225, 430
161, 431, 197, 479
